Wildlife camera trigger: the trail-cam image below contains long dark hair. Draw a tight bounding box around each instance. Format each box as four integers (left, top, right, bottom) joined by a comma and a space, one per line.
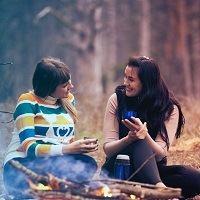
118, 56, 185, 149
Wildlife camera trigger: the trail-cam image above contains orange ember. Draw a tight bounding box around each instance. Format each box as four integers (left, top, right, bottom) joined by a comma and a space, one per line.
27, 179, 52, 190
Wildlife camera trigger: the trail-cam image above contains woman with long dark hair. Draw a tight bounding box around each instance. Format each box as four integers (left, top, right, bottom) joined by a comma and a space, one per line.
100, 56, 200, 198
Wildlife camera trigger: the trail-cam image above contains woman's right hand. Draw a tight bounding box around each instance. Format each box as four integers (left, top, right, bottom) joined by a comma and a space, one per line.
62, 138, 98, 154
127, 123, 147, 142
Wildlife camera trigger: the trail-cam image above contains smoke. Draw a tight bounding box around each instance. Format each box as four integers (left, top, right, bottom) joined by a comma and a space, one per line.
0, 112, 14, 195
1, 154, 98, 198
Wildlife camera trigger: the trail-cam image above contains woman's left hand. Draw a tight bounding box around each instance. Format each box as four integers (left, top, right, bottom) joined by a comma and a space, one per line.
122, 117, 148, 140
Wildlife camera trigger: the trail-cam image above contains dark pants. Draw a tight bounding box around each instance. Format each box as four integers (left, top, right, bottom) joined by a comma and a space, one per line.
3, 154, 97, 199
100, 139, 200, 199
158, 159, 200, 199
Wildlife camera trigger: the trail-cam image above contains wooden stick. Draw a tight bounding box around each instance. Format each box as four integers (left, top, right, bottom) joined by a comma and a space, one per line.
82, 178, 182, 199
127, 153, 156, 181
9, 160, 80, 189
27, 189, 84, 200
109, 183, 182, 199
27, 189, 132, 200
9, 159, 49, 185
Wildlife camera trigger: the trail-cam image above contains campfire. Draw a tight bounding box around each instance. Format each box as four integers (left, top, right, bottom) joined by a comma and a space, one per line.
10, 160, 182, 200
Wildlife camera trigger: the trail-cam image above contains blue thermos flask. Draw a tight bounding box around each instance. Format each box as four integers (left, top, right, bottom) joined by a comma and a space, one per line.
114, 154, 130, 180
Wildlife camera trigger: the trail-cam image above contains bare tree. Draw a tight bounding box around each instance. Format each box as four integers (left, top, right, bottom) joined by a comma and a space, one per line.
35, 0, 104, 104
164, 0, 192, 96
178, 0, 193, 97
140, 0, 151, 57
189, 0, 200, 98
101, 0, 118, 95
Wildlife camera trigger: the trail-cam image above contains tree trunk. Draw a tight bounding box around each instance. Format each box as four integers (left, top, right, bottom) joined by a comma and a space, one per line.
75, 0, 103, 105
190, 0, 200, 99
178, 0, 193, 97
101, 0, 118, 95
140, 0, 151, 57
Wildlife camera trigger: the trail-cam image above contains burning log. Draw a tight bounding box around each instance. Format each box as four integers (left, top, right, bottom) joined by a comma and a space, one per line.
9, 160, 182, 200
27, 189, 85, 200
27, 189, 132, 200
83, 179, 182, 199
9, 160, 80, 190
108, 183, 181, 199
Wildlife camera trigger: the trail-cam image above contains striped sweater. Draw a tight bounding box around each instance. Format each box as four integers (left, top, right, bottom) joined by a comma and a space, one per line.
4, 92, 75, 164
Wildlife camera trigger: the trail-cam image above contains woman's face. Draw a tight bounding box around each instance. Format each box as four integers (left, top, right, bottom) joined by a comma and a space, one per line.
51, 79, 74, 98
124, 66, 143, 97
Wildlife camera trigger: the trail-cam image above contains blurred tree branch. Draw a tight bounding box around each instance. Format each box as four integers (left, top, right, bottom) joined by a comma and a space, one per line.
34, 6, 78, 32
33, 0, 104, 104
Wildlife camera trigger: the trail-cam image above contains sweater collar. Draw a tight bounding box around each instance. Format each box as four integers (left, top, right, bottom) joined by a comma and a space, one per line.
44, 95, 58, 105
32, 91, 58, 105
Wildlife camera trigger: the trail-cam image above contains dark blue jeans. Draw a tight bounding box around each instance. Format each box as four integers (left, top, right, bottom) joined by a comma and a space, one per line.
3, 154, 97, 199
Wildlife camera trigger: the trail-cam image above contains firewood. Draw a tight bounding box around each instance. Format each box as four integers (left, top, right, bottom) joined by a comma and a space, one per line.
9, 160, 182, 199
9, 159, 49, 185
27, 189, 133, 200
27, 189, 84, 200
109, 183, 181, 199
83, 178, 182, 199
9, 160, 80, 189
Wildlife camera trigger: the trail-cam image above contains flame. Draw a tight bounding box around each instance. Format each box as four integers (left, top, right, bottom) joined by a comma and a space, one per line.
92, 185, 112, 197
130, 194, 137, 199
27, 179, 52, 190
48, 173, 60, 190
102, 185, 112, 197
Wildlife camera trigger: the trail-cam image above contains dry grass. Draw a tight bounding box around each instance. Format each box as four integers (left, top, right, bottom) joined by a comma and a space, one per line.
167, 97, 200, 169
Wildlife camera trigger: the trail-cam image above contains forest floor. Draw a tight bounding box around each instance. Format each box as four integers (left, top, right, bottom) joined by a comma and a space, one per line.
0, 96, 200, 199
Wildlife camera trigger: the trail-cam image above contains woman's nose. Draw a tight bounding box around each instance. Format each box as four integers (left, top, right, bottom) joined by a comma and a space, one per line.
69, 83, 74, 88
67, 82, 74, 89
124, 78, 129, 85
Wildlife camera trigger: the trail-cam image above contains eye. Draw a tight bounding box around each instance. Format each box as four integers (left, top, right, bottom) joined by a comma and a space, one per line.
129, 78, 134, 82
124, 75, 134, 83
60, 83, 68, 88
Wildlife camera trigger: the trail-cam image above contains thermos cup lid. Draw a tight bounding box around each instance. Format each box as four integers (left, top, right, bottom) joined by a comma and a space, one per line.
116, 154, 130, 160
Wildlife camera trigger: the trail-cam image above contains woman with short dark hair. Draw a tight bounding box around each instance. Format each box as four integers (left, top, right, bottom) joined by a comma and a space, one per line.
3, 57, 98, 198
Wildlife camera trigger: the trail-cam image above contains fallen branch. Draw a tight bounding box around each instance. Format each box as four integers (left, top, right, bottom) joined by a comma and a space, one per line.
127, 153, 156, 181
27, 189, 84, 200
0, 62, 13, 65
109, 183, 181, 199
0, 110, 14, 123
9, 160, 80, 189
0, 110, 13, 114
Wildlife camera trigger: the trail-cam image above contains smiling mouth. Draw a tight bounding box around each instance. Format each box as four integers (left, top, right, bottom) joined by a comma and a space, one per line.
126, 88, 132, 91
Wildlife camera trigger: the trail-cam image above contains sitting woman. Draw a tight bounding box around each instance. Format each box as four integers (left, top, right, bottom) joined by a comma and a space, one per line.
3, 57, 98, 198
100, 55, 200, 199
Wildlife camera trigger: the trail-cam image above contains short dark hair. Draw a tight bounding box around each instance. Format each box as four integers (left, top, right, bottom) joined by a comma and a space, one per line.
32, 57, 70, 98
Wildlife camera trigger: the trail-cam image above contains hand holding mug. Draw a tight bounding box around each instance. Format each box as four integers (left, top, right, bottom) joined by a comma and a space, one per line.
122, 110, 137, 121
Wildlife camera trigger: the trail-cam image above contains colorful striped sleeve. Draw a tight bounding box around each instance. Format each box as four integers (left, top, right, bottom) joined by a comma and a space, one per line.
14, 93, 63, 157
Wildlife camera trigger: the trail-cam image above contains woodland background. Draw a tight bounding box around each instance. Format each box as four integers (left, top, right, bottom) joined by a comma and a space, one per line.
0, 0, 200, 197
